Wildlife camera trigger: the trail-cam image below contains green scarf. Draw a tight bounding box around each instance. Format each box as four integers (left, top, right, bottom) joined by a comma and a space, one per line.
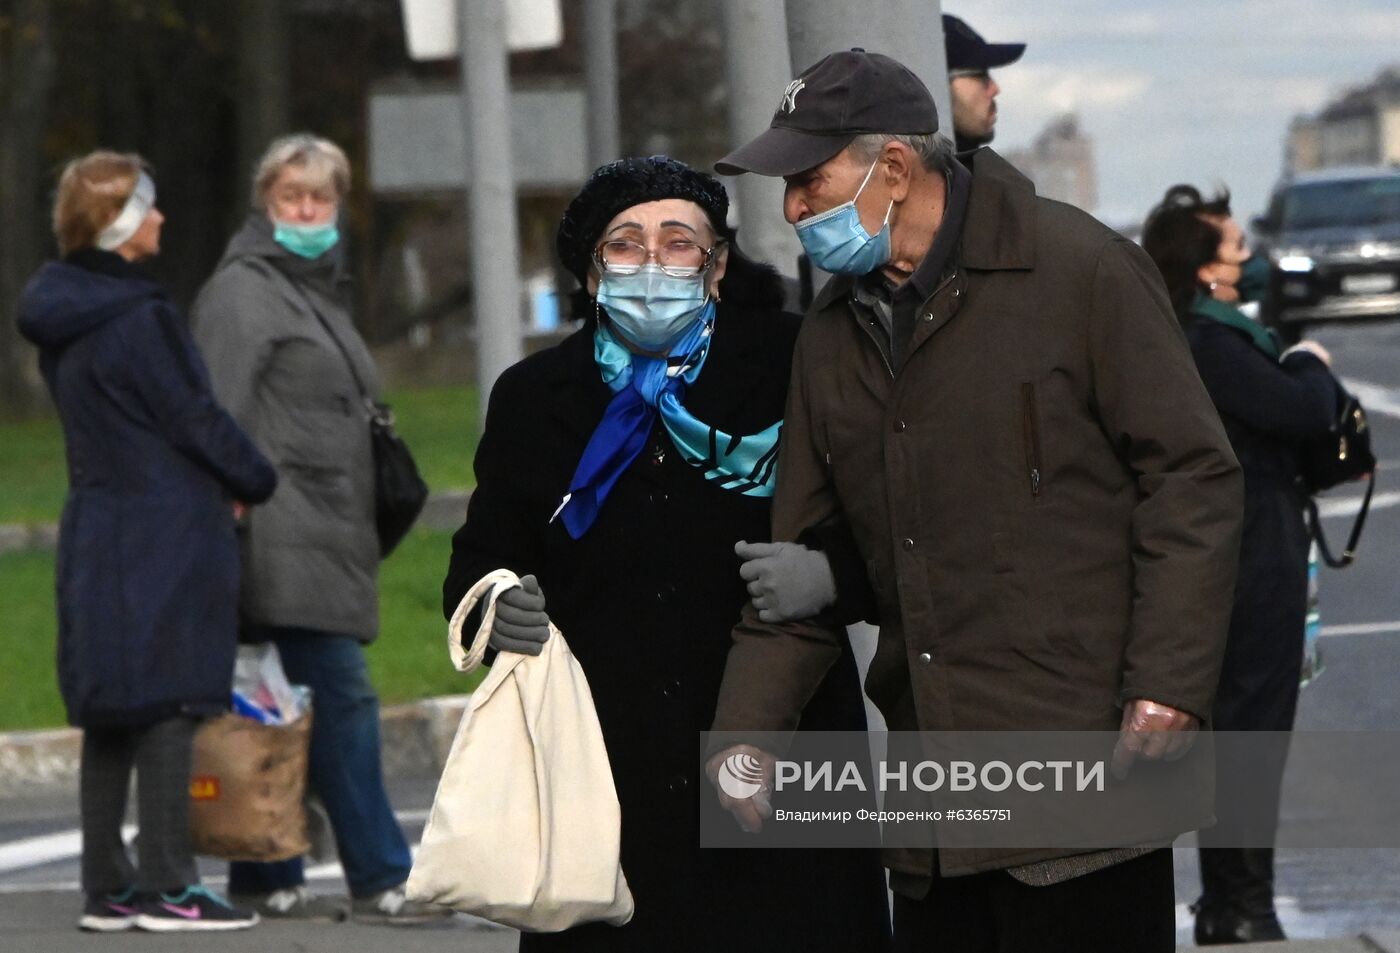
1191, 293, 1281, 359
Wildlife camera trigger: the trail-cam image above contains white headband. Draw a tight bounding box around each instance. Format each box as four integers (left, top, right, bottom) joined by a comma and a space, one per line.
96, 172, 156, 251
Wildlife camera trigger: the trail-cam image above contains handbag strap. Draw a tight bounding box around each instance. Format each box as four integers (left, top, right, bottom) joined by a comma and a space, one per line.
234, 255, 374, 406
448, 569, 521, 674
1306, 470, 1376, 569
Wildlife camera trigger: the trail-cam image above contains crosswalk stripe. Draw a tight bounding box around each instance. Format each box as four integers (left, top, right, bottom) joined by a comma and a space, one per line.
0, 810, 431, 878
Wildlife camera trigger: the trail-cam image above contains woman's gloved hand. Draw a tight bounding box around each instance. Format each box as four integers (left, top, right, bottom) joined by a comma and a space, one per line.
489, 574, 552, 656
735, 541, 837, 623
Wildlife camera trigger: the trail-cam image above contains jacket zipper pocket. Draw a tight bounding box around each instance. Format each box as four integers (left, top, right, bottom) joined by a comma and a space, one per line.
1020, 382, 1044, 500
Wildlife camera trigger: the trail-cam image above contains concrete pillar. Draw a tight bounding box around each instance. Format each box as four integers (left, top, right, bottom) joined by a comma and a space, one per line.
720, 0, 805, 278
581, 0, 620, 170
459, 0, 523, 420
784, 0, 951, 145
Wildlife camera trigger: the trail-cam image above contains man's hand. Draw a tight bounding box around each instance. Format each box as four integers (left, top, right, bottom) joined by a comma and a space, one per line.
705, 744, 777, 833
232, 501, 247, 521
1111, 698, 1199, 780
735, 541, 837, 623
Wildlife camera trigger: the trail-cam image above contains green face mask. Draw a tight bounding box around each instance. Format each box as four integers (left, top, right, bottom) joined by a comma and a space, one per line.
1236, 253, 1270, 304
273, 220, 340, 259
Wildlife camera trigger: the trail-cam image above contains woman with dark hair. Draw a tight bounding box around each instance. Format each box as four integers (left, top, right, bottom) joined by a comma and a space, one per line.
443, 156, 890, 952
19, 151, 276, 932
1143, 184, 1338, 945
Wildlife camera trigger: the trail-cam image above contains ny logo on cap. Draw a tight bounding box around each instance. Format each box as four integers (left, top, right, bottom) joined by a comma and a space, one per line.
779, 78, 805, 115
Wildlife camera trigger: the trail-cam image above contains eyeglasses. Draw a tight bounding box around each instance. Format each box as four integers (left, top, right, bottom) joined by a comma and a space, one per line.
593, 239, 718, 277
948, 69, 992, 85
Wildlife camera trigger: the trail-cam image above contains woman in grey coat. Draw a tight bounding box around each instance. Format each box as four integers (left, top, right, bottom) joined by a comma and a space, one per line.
190, 134, 446, 925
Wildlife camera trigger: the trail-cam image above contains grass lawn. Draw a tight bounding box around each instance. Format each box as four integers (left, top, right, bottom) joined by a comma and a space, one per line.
0, 417, 69, 525
0, 549, 67, 729
0, 527, 485, 731
0, 385, 483, 728
382, 386, 480, 496
0, 385, 479, 525
372, 527, 488, 704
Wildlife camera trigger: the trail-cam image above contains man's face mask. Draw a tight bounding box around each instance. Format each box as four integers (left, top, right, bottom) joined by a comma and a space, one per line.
794, 159, 892, 275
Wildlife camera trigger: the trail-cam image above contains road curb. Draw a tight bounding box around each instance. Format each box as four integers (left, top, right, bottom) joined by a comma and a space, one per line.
0, 522, 59, 556
0, 694, 469, 800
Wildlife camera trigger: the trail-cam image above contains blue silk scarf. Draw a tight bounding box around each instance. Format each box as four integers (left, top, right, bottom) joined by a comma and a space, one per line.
553, 303, 783, 538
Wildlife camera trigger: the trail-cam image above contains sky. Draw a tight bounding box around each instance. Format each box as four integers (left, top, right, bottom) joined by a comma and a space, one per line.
950, 0, 1400, 226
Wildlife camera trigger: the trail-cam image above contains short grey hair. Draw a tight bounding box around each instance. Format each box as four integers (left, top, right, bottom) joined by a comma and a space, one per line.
847, 132, 954, 175
251, 133, 351, 207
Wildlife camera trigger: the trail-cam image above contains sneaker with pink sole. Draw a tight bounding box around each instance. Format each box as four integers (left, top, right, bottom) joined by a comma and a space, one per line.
134, 885, 259, 932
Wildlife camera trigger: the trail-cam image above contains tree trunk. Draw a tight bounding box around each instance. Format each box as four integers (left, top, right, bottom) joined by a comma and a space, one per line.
236, 0, 289, 216
0, 0, 56, 418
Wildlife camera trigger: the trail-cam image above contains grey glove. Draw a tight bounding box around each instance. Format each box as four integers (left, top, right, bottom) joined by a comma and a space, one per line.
735, 540, 837, 623
489, 574, 551, 656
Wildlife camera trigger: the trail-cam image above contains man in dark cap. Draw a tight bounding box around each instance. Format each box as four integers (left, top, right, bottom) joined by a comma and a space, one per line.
943, 13, 1025, 152
706, 48, 1243, 951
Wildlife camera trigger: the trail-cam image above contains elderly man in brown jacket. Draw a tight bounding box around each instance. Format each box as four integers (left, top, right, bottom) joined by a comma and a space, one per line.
707, 50, 1243, 952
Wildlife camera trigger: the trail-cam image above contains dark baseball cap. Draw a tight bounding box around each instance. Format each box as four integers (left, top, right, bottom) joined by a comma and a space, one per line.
715, 49, 939, 178
943, 14, 1025, 72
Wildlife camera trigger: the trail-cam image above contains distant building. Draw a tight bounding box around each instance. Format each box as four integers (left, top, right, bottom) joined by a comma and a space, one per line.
1003, 113, 1098, 213
1287, 66, 1400, 173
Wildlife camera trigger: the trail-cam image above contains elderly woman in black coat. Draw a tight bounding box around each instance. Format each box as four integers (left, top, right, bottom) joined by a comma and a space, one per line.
19, 151, 276, 933
1143, 185, 1339, 946
443, 157, 889, 952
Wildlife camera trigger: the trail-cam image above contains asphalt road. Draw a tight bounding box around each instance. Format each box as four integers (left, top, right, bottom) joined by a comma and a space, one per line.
2, 320, 1399, 949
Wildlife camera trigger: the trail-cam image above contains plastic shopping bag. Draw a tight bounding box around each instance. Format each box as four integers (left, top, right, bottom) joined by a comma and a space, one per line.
232, 642, 308, 724
406, 569, 634, 931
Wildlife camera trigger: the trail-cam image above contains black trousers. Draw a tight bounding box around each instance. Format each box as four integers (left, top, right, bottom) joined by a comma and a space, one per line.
80, 716, 198, 896
1197, 488, 1309, 915
891, 849, 1175, 953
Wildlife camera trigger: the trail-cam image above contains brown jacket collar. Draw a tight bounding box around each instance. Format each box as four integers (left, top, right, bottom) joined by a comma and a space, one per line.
810, 147, 1038, 314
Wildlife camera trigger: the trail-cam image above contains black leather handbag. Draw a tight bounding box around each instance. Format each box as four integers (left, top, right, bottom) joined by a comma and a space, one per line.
1300, 381, 1376, 569
365, 399, 429, 556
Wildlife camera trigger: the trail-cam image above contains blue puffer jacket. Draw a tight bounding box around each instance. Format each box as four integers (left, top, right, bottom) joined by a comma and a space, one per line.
18, 249, 277, 727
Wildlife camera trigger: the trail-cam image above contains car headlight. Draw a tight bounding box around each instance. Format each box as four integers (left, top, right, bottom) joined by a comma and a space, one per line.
1358, 241, 1400, 261
1270, 249, 1315, 272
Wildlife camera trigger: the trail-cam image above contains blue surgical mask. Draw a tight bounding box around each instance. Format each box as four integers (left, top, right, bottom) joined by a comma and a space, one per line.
1237, 253, 1270, 304
794, 160, 893, 275
597, 265, 710, 352
273, 220, 340, 259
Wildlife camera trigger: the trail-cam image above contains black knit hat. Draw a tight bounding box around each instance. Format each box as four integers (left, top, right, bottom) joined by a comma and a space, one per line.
556, 155, 731, 285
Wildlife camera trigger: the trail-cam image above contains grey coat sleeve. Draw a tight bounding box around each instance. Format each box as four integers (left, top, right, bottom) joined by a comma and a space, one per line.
189, 263, 283, 429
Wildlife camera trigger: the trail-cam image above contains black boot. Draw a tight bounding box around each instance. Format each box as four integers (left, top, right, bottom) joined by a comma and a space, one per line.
1194, 848, 1286, 945
1193, 904, 1286, 945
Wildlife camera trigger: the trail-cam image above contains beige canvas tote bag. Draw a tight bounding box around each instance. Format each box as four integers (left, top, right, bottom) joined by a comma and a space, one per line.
406, 569, 634, 931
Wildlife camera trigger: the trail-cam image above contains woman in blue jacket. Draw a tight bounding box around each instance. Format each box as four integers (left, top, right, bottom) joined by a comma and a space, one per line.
1144, 184, 1338, 945
18, 151, 277, 934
